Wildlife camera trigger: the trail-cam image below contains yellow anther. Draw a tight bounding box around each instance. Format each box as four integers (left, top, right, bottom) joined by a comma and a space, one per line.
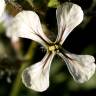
49, 46, 55, 51
48, 44, 59, 52
55, 45, 59, 49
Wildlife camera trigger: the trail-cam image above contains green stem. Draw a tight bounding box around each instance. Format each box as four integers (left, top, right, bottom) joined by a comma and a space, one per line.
10, 42, 37, 96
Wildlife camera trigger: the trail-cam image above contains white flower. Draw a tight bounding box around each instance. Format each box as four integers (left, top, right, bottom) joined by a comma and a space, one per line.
0, 0, 21, 42
7, 2, 96, 92
4, 12, 19, 42
0, 0, 6, 18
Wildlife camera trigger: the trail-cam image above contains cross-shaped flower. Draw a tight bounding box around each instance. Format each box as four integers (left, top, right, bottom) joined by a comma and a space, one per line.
7, 2, 96, 92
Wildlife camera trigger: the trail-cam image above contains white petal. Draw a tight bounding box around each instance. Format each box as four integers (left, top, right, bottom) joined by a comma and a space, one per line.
56, 2, 83, 44
7, 11, 52, 48
58, 52, 96, 83
0, 0, 5, 18
22, 52, 55, 92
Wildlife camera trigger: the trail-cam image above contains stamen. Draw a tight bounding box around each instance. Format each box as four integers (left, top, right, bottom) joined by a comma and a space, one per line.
48, 45, 55, 51
48, 44, 59, 52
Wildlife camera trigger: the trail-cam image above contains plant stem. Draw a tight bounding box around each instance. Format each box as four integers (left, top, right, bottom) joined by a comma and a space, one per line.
10, 42, 37, 96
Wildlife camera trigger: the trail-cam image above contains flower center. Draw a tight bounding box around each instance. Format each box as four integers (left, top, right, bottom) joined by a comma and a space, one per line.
48, 44, 59, 52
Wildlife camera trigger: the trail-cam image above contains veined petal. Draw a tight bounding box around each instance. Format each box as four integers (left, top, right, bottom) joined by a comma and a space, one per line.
58, 52, 96, 83
22, 52, 55, 92
0, 0, 5, 18
56, 2, 83, 44
7, 11, 52, 48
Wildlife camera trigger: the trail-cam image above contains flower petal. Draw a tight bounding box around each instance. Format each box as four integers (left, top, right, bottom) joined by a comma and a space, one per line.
0, 0, 5, 18
7, 11, 52, 48
58, 52, 96, 83
22, 52, 55, 92
56, 2, 83, 44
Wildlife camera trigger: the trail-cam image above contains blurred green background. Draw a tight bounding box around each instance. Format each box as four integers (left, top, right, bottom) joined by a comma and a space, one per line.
0, 0, 96, 96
